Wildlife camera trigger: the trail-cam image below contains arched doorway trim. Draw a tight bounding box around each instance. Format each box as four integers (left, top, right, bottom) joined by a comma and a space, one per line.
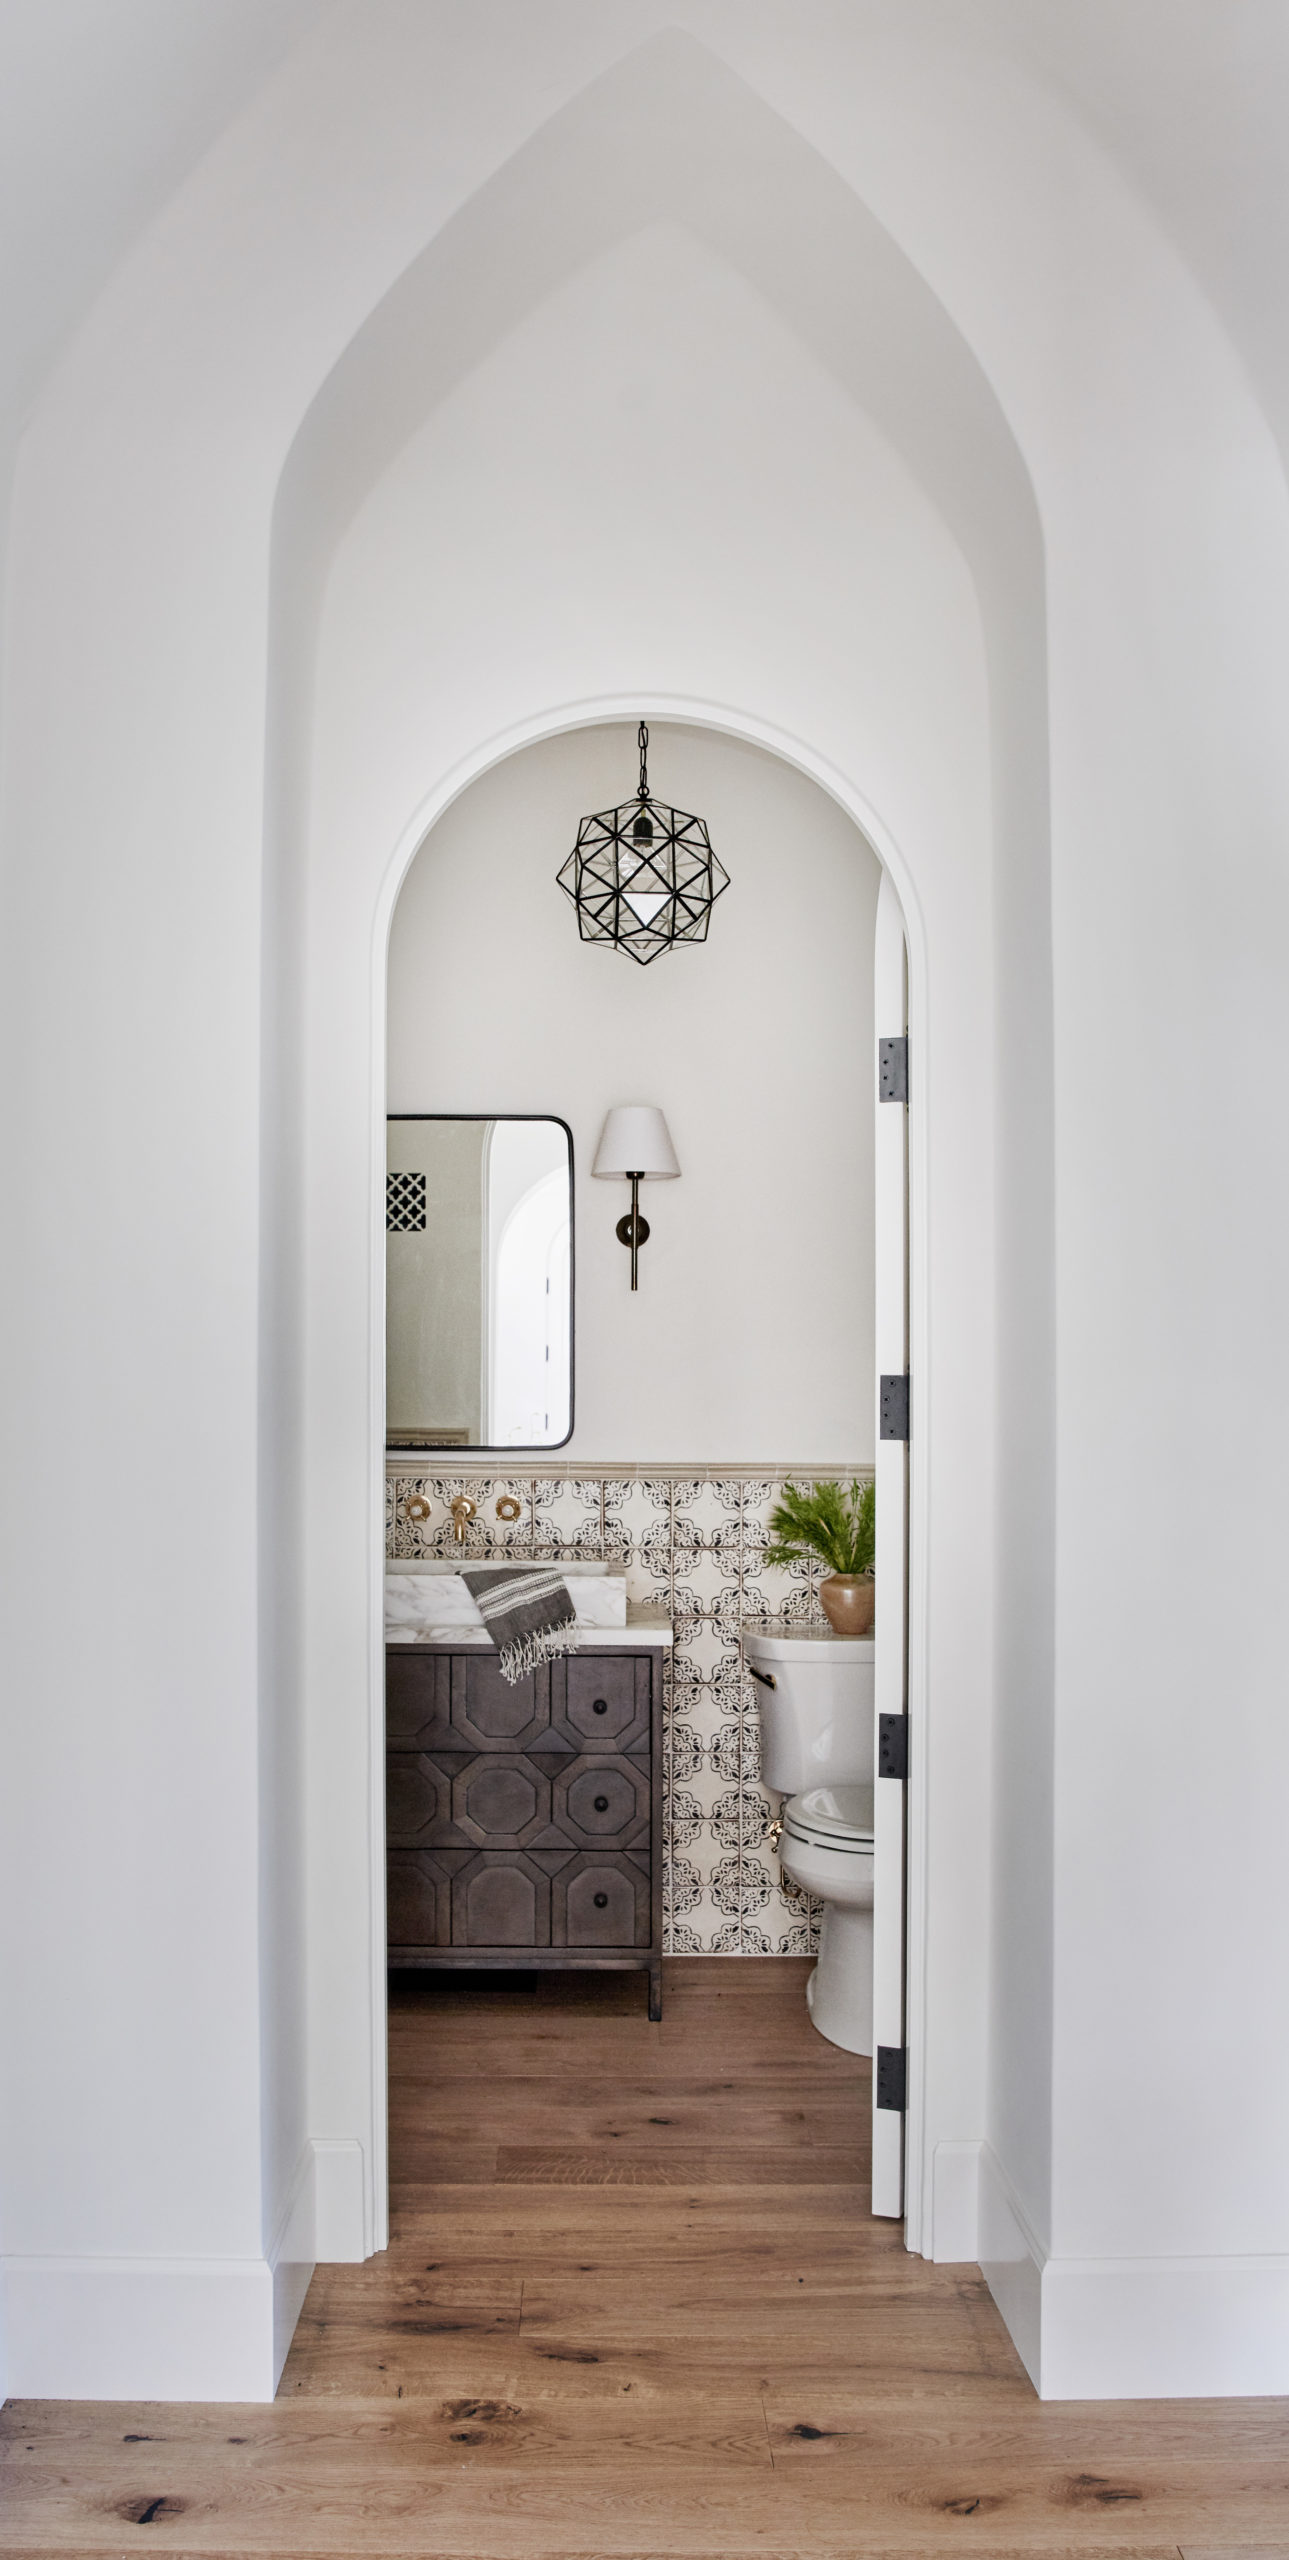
362, 692, 932, 2253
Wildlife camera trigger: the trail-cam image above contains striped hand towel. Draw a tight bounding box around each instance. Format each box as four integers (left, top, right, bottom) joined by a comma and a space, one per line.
461, 1566, 578, 1685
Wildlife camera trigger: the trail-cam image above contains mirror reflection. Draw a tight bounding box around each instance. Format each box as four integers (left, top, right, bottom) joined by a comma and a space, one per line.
386, 1116, 573, 1450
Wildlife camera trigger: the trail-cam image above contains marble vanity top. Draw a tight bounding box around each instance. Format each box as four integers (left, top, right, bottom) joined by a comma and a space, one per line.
389, 1604, 673, 1649
385, 1560, 671, 1648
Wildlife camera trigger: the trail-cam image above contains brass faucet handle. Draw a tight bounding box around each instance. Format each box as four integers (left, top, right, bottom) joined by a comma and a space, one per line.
495, 1495, 522, 1523
403, 1492, 432, 1523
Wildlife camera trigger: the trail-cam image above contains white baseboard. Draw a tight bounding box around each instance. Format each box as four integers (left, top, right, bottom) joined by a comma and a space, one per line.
930, 2139, 981, 2262
268, 2143, 317, 2389
312, 2136, 368, 2261
268, 2135, 369, 2383
979, 2140, 1044, 2388
0, 2255, 278, 2400
979, 2142, 1289, 2398
272, 2250, 314, 2388
0, 2135, 371, 2401
1040, 2251, 1289, 2399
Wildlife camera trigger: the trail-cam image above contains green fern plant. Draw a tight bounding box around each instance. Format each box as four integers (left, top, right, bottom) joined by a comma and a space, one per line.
763, 1477, 876, 1578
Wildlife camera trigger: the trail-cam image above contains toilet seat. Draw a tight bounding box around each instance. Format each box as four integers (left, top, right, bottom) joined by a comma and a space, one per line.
782, 1782, 874, 1850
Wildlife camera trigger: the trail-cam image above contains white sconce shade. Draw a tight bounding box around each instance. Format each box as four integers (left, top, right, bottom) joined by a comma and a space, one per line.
592, 1105, 680, 1181
591, 1106, 679, 1288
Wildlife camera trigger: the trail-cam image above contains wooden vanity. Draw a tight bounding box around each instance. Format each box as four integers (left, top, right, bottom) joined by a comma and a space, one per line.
385, 1639, 665, 2018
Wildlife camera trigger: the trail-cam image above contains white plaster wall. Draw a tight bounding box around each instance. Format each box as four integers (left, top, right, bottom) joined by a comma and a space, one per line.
387, 736, 881, 1463
269, 22, 1039, 2324
943, 74, 1289, 2373
0, 0, 1285, 2401
300, 217, 997, 2258
1044, 293, 1289, 2273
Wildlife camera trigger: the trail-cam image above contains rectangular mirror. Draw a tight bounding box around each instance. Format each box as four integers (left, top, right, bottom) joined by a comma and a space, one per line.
386, 1115, 573, 1450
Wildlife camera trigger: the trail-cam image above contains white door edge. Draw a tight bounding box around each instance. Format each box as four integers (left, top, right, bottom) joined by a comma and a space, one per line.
872, 870, 908, 2221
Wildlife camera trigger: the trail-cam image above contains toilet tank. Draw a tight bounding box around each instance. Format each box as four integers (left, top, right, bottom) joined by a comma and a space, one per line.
745, 1628, 875, 1793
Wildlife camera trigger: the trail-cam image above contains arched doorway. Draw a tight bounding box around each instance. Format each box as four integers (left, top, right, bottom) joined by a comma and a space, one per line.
359, 701, 930, 2254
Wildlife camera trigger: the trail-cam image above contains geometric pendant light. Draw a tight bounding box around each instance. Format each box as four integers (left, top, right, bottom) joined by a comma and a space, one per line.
556, 722, 730, 966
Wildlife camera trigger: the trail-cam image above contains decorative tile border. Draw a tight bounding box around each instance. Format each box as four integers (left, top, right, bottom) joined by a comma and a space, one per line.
386, 1460, 872, 1956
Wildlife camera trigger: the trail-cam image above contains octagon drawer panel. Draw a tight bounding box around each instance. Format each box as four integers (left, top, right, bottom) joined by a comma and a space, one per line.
385, 1650, 454, 1750
550, 1655, 651, 1752
452, 1850, 574, 1948
452, 1754, 555, 1847
553, 1851, 651, 1948
449, 1655, 555, 1750
387, 1847, 469, 1948
553, 1754, 650, 1849
386, 1750, 471, 1847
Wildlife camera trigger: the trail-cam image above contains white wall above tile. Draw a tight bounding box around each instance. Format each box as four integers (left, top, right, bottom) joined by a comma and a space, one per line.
387, 724, 881, 1464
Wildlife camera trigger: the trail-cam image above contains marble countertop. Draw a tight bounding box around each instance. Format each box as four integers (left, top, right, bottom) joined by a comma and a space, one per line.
389, 1604, 673, 1651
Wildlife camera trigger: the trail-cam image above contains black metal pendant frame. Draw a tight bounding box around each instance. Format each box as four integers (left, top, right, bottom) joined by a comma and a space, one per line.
557, 723, 729, 966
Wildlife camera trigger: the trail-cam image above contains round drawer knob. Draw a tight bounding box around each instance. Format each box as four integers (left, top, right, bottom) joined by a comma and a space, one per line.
594, 1795, 610, 1812
592, 1699, 608, 1715
594, 1892, 609, 1909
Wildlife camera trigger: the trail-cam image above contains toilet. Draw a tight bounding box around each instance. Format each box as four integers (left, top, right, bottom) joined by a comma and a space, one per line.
746, 1626, 875, 2055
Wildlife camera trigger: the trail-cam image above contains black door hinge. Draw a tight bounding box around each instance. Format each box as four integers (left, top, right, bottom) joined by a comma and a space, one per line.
878, 1035, 908, 1103
878, 1712, 909, 1781
880, 1373, 910, 1441
876, 2046, 907, 2111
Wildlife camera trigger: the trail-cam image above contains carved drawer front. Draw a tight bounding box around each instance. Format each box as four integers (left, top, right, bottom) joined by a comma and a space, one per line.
452, 1755, 563, 1849
385, 1650, 454, 1750
453, 1850, 571, 1948
387, 1846, 469, 1947
553, 1851, 651, 1947
449, 1655, 560, 1752
387, 1751, 464, 1847
553, 1754, 650, 1849
550, 1656, 651, 1753
385, 1644, 662, 2007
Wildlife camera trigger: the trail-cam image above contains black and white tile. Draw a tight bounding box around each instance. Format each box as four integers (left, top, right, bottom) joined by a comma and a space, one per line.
385, 1461, 867, 1954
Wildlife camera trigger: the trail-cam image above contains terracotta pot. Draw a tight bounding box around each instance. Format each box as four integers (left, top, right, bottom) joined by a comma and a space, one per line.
819, 1573, 875, 1636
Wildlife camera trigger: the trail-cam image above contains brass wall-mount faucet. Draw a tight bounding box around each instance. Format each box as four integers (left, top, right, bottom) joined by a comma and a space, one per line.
449, 1494, 477, 1544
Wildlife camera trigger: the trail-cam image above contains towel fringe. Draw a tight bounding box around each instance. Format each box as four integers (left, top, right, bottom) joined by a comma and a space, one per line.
496, 1620, 579, 1686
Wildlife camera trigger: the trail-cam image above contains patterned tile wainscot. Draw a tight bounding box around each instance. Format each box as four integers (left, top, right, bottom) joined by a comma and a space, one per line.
385, 1462, 872, 1956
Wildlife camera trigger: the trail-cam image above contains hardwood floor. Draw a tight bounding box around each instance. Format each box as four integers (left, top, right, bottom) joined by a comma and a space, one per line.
4, 1958, 1289, 2556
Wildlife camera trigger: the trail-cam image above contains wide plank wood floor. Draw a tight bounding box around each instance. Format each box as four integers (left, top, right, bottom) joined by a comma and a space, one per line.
4, 1958, 1289, 2557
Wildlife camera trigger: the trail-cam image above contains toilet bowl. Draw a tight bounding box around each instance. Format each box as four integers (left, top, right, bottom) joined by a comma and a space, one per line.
745, 1626, 876, 2057
779, 1784, 874, 2055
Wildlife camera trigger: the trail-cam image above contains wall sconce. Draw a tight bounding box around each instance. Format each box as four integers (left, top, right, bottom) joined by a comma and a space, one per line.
592, 1106, 680, 1290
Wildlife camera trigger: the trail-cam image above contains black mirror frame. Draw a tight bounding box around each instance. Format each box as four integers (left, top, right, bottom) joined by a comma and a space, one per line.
385, 1112, 575, 1454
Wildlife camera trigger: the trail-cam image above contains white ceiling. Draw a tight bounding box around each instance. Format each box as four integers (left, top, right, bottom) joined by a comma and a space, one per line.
0, 0, 1284, 465
985, 0, 1289, 452
0, 0, 331, 455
